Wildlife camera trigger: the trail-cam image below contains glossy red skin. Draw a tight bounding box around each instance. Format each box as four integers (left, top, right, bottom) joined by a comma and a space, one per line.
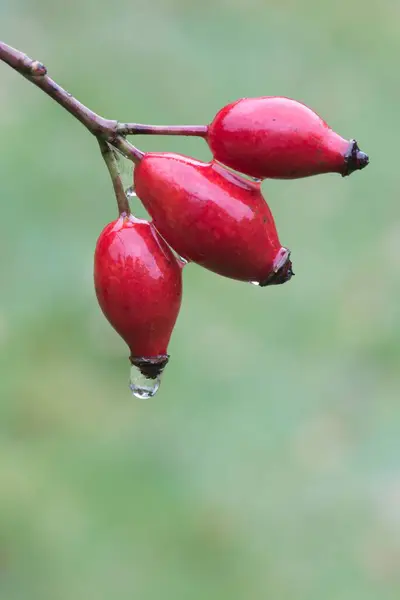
94, 215, 182, 358
134, 153, 286, 283
207, 97, 350, 179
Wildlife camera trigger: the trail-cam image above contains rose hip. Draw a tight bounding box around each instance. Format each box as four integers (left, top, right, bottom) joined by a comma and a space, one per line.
134, 153, 293, 286
94, 213, 182, 397
207, 96, 369, 179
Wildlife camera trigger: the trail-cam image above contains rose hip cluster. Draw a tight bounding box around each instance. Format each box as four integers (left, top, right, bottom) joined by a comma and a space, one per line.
94, 97, 369, 398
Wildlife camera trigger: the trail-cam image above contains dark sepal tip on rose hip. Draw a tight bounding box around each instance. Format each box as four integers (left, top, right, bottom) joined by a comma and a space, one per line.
133, 152, 293, 286
94, 213, 182, 398
206, 97, 369, 180
343, 139, 369, 176
259, 250, 295, 287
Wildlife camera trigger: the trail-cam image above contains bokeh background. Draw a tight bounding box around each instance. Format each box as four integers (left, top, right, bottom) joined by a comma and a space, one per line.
1, 1, 399, 598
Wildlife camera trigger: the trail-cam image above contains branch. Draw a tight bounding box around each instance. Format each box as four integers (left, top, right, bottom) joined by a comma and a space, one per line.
0, 41, 143, 162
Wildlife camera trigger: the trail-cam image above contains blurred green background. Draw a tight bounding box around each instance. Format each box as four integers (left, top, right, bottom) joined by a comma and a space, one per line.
1, 1, 399, 598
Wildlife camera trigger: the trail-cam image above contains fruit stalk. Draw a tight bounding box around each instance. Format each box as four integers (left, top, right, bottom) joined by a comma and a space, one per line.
98, 140, 131, 216
117, 123, 208, 137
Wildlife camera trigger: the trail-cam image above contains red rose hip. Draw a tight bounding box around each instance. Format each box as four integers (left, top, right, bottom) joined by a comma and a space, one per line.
94, 213, 182, 398
207, 96, 369, 179
134, 153, 293, 286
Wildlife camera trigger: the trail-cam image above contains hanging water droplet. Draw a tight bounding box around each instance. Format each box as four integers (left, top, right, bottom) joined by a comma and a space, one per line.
177, 255, 189, 266
250, 281, 260, 286
125, 186, 137, 200
129, 364, 161, 399
251, 177, 262, 183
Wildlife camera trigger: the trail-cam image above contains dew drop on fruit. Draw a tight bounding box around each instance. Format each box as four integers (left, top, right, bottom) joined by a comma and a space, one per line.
125, 186, 137, 200
129, 364, 161, 399
177, 255, 189, 266
250, 281, 260, 286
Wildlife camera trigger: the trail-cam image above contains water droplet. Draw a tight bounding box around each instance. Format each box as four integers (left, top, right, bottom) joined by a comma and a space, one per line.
129, 364, 161, 399
250, 281, 260, 286
251, 177, 262, 183
125, 186, 137, 200
177, 255, 189, 266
